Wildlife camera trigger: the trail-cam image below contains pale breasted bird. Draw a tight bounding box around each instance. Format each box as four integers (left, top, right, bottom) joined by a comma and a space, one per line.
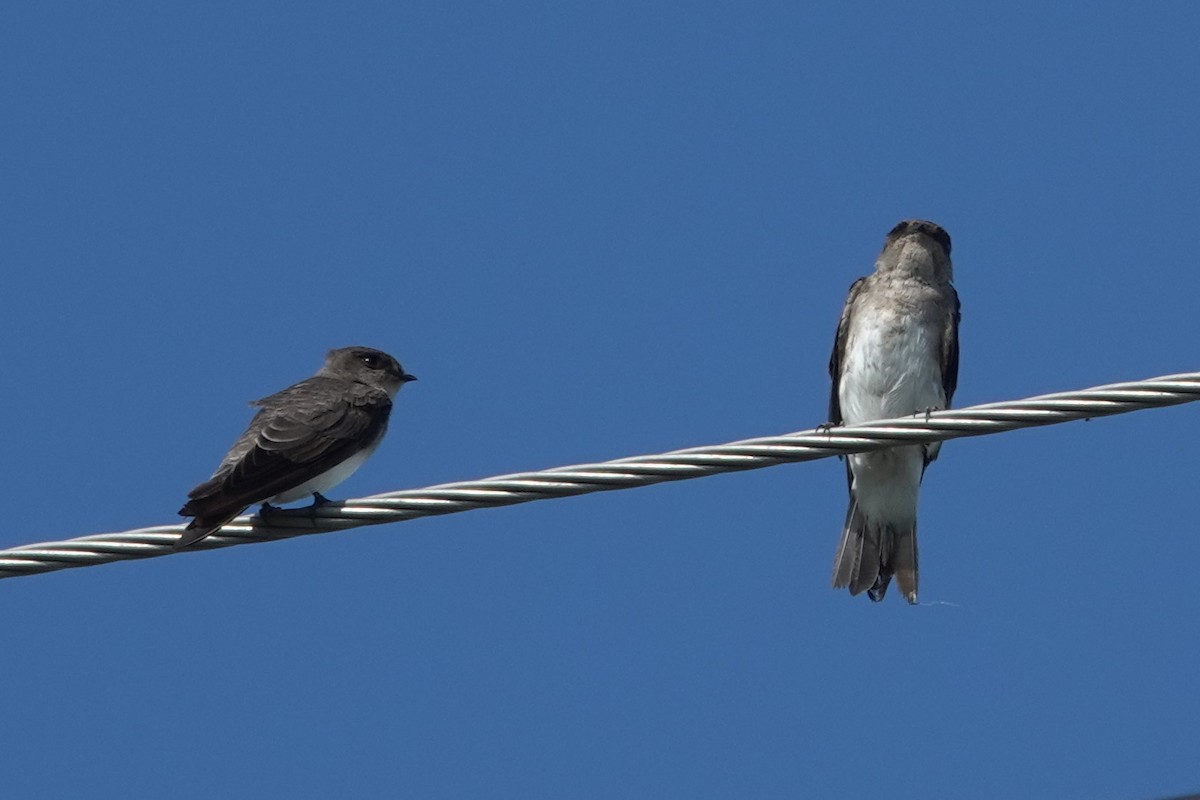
828, 220, 960, 603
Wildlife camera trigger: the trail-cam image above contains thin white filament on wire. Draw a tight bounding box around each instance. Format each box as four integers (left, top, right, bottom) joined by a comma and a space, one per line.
2, 372, 1197, 580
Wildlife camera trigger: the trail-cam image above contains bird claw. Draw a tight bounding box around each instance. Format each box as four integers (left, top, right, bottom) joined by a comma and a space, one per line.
304, 493, 337, 521
254, 497, 334, 526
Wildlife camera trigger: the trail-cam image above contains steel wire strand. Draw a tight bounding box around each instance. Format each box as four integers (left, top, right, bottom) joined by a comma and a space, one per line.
1, 372, 1197, 580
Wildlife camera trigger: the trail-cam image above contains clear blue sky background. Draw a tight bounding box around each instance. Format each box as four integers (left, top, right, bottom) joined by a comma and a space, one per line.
2, 3, 1198, 798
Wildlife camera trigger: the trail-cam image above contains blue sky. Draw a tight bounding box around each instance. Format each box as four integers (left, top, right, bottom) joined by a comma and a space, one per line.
2, 2, 1198, 798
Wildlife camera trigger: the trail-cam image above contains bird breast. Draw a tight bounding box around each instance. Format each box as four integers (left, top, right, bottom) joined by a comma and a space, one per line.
839, 304, 946, 425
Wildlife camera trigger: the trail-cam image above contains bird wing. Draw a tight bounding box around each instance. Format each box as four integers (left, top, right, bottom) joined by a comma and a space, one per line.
181, 378, 391, 519
941, 285, 961, 406
922, 285, 961, 470
827, 276, 867, 426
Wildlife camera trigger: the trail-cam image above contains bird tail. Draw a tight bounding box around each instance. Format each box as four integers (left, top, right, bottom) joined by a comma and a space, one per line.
174, 520, 221, 549
887, 524, 918, 604
831, 499, 919, 604
175, 500, 238, 549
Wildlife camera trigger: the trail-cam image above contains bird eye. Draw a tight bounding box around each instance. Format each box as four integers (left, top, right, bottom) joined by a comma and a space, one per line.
361, 354, 382, 369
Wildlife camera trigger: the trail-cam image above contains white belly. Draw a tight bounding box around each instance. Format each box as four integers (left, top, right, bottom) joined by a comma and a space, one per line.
270, 447, 373, 505
838, 308, 945, 524
839, 312, 945, 426
846, 446, 924, 522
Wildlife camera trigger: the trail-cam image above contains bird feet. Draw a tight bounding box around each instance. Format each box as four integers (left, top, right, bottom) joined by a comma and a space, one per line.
256, 495, 335, 524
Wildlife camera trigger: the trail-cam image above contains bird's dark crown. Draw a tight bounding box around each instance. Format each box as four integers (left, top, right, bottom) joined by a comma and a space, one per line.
886, 219, 951, 256
327, 346, 417, 384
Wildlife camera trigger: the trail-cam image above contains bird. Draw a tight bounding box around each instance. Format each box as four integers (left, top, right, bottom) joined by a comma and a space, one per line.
828, 220, 960, 603
177, 346, 416, 547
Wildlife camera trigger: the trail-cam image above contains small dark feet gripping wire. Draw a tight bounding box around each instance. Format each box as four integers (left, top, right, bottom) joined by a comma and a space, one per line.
0, 371, 1199, 581
261, 492, 332, 516
258, 493, 337, 528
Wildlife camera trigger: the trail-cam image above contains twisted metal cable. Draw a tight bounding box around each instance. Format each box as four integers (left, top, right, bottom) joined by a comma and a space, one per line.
2, 371, 1198, 581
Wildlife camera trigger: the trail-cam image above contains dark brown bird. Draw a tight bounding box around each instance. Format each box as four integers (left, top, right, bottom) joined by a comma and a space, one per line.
177, 346, 416, 547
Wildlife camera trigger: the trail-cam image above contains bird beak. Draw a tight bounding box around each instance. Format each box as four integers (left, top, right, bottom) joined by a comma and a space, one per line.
401, 373, 418, 382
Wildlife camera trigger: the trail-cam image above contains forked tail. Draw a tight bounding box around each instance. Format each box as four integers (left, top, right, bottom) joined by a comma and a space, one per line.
831, 499, 918, 603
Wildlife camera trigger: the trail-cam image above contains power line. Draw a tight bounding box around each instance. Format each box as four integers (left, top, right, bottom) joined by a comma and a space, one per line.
2, 371, 1197, 581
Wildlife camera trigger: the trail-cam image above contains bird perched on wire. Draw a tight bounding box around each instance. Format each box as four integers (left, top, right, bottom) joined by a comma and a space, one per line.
828, 220, 960, 603
177, 346, 417, 548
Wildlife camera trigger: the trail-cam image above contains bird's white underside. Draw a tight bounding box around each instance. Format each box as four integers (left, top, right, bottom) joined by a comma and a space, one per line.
839, 306, 945, 524
269, 446, 374, 505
